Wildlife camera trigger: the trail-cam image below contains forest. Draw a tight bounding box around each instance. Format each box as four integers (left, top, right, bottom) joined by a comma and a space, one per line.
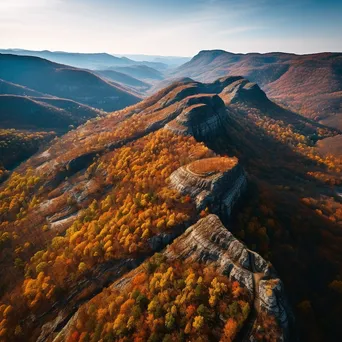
0, 75, 341, 341
62, 254, 256, 342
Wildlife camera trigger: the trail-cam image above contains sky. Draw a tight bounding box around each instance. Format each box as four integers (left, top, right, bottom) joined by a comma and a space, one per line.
0, 0, 341, 56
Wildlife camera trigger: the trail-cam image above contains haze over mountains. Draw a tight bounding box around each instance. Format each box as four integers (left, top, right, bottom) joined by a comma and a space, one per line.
0, 49, 169, 71
113, 53, 191, 67
0, 53, 141, 111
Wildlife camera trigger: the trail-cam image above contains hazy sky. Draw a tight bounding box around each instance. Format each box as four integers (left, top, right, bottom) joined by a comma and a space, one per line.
1, 0, 341, 56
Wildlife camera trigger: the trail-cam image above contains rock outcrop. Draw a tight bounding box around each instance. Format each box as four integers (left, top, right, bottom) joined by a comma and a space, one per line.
170, 156, 247, 217
219, 77, 269, 106
165, 94, 228, 140
165, 214, 291, 340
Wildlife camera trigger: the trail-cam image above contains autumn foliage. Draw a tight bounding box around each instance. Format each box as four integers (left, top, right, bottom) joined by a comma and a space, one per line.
63, 255, 251, 342
0, 129, 215, 339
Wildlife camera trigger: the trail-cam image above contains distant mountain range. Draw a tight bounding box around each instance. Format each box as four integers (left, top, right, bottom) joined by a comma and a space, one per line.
172, 50, 342, 130
113, 53, 191, 66
94, 70, 151, 93
0, 53, 141, 112
109, 65, 164, 81
0, 49, 170, 96
0, 49, 168, 71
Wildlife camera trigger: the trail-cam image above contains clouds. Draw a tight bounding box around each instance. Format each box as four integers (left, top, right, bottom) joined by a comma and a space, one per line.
0, 0, 62, 13
0, 0, 341, 55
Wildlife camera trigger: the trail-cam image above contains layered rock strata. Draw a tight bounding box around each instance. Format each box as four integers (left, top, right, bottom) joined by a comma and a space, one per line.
170, 156, 247, 217
219, 77, 269, 106
165, 214, 291, 340
165, 94, 228, 140
54, 215, 290, 341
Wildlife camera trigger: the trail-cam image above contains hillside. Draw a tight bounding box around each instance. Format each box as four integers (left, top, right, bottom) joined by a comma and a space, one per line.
0, 95, 103, 131
0, 54, 141, 111
173, 50, 342, 130
317, 134, 342, 157
0, 77, 341, 341
0, 94, 104, 178
0, 77, 293, 341
94, 69, 151, 93
112, 65, 164, 81
0, 129, 55, 174
0, 79, 46, 97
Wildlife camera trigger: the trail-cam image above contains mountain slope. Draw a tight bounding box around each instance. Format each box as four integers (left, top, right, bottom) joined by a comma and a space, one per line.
0, 79, 46, 97
0, 95, 104, 131
0, 53, 141, 111
0, 77, 341, 341
0, 88, 104, 177
0, 49, 132, 69
112, 65, 164, 81
94, 69, 151, 92
173, 50, 342, 129
0, 129, 55, 174
56, 215, 289, 342
0, 77, 290, 341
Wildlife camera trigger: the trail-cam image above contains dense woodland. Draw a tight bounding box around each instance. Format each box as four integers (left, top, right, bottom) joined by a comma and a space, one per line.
62, 255, 257, 342
0, 129, 217, 340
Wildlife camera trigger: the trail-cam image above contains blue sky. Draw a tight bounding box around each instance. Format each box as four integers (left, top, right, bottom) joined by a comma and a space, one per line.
0, 0, 341, 56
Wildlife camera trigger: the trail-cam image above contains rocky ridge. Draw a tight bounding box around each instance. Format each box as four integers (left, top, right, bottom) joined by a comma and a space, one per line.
54, 215, 290, 342
165, 94, 228, 139
219, 78, 269, 106
172, 50, 342, 130
0, 76, 292, 341
165, 215, 291, 339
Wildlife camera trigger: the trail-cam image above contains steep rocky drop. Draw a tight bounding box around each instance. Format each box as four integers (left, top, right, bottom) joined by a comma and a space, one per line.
170, 156, 247, 217
164, 215, 291, 338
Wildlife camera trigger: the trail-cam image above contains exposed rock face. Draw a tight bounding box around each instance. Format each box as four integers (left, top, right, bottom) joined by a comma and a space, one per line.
170, 156, 247, 217
165, 94, 228, 140
219, 78, 269, 106
165, 214, 291, 340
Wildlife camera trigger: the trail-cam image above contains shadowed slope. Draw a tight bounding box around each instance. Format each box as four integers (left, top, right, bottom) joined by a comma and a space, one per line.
0, 54, 141, 111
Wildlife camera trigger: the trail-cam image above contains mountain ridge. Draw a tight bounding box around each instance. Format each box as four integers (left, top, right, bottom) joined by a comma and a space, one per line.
173, 49, 342, 130
0, 76, 293, 341
0, 75, 341, 341
0, 49, 168, 71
